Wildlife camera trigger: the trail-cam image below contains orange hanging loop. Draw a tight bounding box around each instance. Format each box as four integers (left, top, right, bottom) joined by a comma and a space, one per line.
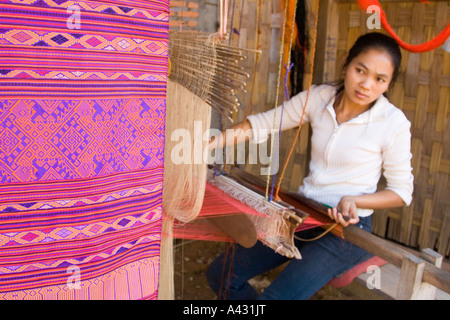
358, 0, 450, 53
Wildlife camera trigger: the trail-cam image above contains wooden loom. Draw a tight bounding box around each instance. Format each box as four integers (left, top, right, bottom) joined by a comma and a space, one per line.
171, 166, 343, 252
160, 0, 321, 300
204, 168, 307, 259
160, 28, 279, 299
160, 23, 323, 300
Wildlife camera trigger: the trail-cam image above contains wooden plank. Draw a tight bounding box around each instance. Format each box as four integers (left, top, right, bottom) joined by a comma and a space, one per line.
423, 262, 450, 295
404, 3, 423, 97
436, 86, 449, 132
412, 249, 443, 299
314, 0, 339, 83
396, 254, 427, 299
356, 263, 450, 300
413, 85, 429, 129
437, 209, 450, 257
418, 198, 433, 250
422, 248, 443, 267
344, 225, 410, 268
399, 204, 414, 245
343, 225, 450, 295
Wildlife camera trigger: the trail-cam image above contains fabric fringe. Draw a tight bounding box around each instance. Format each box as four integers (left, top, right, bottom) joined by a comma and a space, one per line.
159, 80, 212, 300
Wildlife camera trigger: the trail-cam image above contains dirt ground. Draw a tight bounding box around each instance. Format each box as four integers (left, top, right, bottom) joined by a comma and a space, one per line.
173, 239, 361, 300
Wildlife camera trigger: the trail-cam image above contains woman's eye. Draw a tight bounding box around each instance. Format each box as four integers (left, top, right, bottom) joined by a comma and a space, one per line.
356, 68, 363, 74
377, 77, 385, 82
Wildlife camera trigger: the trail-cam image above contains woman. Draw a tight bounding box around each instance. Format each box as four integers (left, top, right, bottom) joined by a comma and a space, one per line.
206, 32, 414, 300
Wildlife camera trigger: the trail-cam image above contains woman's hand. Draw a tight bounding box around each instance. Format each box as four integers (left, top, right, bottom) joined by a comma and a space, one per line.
327, 196, 360, 227
207, 120, 253, 151
326, 190, 406, 227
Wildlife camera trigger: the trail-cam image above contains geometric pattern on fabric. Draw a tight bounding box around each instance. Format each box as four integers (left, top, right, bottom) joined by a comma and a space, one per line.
0, 167, 164, 299
0, 0, 169, 299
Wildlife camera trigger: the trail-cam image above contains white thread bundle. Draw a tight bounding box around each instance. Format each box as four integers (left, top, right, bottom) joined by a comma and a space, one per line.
159, 80, 212, 300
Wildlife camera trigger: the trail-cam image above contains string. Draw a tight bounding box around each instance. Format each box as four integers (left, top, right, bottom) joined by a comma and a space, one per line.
224, 0, 229, 38
274, 0, 320, 201
267, 0, 299, 202
221, 0, 253, 175
265, 0, 291, 201
178, 1, 185, 31
215, 0, 240, 177
217, 243, 236, 300
219, 0, 230, 39
269, 62, 294, 202
180, 239, 185, 299
294, 223, 337, 242
213, 113, 224, 178
219, 0, 223, 38
228, 0, 236, 46
242, 0, 262, 123
220, 0, 260, 176
237, 0, 245, 38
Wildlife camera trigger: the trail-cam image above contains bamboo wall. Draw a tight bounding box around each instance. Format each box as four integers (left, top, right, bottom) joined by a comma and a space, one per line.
226, 0, 449, 257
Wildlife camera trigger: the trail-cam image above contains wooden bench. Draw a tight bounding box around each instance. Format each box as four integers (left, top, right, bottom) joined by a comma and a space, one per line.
327, 225, 450, 300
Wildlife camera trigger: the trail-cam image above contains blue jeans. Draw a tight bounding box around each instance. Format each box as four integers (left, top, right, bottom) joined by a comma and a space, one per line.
206, 216, 373, 300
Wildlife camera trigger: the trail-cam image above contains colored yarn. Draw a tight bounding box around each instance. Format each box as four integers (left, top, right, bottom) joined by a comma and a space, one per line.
358, 0, 450, 52
274, 0, 321, 201
269, 62, 294, 202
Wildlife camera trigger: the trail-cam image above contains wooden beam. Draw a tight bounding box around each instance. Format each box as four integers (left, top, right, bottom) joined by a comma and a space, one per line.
343, 225, 450, 295
343, 225, 410, 267
417, 249, 443, 299
396, 254, 427, 299
423, 264, 450, 295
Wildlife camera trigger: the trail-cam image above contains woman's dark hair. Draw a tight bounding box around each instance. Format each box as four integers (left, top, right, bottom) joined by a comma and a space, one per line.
335, 32, 402, 101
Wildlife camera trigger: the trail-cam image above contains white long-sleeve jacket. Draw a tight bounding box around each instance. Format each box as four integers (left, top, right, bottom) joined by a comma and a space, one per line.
247, 84, 414, 217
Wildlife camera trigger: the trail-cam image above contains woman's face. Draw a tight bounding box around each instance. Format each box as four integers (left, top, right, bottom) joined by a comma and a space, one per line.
343, 48, 394, 109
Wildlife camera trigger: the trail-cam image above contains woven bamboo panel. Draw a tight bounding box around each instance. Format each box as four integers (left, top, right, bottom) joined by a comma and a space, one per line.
228, 0, 449, 257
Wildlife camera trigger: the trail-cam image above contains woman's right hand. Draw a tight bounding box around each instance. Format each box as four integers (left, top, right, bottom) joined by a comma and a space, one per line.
207, 120, 253, 150
327, 196, 360, 227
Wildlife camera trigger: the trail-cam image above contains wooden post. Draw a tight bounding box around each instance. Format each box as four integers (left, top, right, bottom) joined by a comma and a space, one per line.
416, 248, 443, 300
396, 248, 443, 300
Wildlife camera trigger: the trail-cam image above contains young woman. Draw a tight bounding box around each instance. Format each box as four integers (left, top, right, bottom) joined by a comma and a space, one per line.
206, 32, 414, 300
